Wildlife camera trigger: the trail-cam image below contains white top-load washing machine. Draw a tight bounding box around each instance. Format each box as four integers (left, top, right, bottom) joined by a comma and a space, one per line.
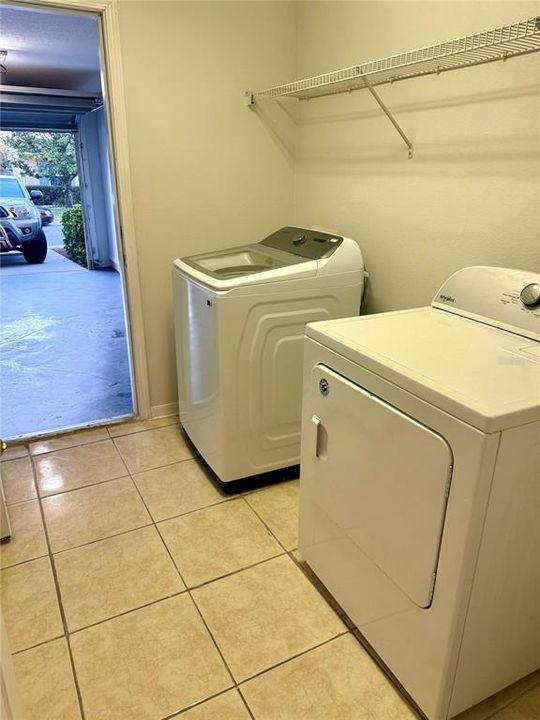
299, 266, 540, 720
173, 226, 364, 484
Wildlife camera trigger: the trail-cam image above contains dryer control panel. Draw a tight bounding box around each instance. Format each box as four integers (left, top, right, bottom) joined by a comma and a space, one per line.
260, 226, 343, 260
432, 266, 540, 341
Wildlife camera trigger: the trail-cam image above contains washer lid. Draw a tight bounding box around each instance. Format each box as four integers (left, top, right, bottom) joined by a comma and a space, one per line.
176, 242, 317, 289
306, 308, 540, 432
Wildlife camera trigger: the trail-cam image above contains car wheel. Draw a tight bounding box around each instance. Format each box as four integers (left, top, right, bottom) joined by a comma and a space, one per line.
21, 229, 48, 264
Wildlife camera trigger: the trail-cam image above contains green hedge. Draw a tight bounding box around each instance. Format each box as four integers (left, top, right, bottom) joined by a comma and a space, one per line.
30, 185, 81, 206
62, 205, 87, 268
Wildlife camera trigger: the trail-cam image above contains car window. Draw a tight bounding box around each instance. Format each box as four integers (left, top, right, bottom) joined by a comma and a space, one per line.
0, 178, 26, 198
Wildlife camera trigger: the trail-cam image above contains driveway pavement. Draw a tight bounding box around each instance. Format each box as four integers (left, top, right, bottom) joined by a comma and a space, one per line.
0, 244, 80, 274
0, 241, 133, 439
43, 219, 65, 247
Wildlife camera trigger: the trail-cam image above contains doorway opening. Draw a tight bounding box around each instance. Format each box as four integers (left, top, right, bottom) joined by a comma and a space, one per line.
0, 5, 136, 439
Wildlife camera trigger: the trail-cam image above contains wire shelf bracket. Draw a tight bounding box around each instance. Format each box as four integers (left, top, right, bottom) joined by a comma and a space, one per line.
246, 16, 540, 158
361, 72, 414, 158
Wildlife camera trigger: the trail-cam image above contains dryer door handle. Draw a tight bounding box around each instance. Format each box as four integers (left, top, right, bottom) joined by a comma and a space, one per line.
312, 415, 328, 460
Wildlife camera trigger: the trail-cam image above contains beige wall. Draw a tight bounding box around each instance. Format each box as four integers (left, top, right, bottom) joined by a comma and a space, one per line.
117, 1, 296, 412
294, 2, 540, 314
118, 1, 540, 412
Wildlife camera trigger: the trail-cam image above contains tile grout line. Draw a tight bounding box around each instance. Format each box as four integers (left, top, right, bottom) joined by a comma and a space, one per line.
38, 473, 130, 499
1, 549, 49, 572
240, 494, 290, 554
49, 521, 155, 556
106, 417, 178, 440
160, 686, 255, 720
119, 452, 198, 477
33, 443, 129, 500
28, 434, 110, 458
235, 629, 351, 688
3, 495, 40, 508
30, 432, 130, 458
237, 690, 257, 720
10, 633, 66, 657
110, 421, 195, 471
144, 490, 236, 524
0, 457, 30, 466
30, 453, 88, 720
65, 588, 188, 638
129, 474, 239, 683
109, 437, 131, 477
185, 550, 288, 593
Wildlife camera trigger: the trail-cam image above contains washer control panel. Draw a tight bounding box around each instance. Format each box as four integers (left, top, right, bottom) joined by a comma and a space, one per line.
260, 226, 343, 260
432, 266, 540, 341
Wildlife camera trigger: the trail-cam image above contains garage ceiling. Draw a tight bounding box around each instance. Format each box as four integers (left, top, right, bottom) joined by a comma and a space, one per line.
0, 4, 102, 130
0, 4, 101, 93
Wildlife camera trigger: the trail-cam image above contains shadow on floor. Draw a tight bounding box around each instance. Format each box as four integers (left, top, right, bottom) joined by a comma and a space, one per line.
0, 246, 82, 274
0, 249, 133, 439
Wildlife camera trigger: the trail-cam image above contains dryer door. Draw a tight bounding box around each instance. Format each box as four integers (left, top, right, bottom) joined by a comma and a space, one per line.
302, 365, 453, 608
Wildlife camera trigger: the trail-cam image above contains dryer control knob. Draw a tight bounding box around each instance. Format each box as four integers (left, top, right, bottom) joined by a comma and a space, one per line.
520, 283, 540, 307
292, 234, 307, 246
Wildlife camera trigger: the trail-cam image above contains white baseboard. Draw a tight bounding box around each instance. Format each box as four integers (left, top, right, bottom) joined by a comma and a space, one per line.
151, 402, 179, 419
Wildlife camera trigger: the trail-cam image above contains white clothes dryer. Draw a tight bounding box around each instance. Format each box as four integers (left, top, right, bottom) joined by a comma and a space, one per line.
299, 266, 540, 720
172, 226, 364, 484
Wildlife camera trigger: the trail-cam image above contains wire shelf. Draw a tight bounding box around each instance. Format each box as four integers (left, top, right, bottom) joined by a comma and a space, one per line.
249, 16, 540, 102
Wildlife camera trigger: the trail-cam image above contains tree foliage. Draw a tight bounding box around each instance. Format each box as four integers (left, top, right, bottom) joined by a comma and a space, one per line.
0, 136, 16, 174
2, 132, 78, 206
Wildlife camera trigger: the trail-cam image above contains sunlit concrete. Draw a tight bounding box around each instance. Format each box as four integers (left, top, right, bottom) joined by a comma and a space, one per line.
0, 247, 133, 439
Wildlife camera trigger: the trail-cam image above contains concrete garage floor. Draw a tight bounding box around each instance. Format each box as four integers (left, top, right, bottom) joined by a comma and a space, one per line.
0, 232, 133, 439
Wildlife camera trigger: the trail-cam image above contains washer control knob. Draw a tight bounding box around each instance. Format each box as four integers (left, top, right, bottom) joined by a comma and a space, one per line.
292, 234, 306, 246
520, 283, 540, 307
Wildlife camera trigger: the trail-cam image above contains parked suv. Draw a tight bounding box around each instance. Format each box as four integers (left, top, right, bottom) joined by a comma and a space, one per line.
0, 175, 47, 263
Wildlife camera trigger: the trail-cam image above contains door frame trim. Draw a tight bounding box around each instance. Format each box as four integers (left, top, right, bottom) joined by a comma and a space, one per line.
8, 0, 152, 420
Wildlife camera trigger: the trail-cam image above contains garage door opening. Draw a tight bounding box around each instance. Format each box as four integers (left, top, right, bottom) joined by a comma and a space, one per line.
0, 5, 136, 440
1, 131, 87, 266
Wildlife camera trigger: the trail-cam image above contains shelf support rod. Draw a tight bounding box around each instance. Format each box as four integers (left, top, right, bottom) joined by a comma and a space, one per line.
360, 72, 414, 158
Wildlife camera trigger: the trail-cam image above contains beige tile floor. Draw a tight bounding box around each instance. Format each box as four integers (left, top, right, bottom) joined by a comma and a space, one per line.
1, 416, 539, 720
